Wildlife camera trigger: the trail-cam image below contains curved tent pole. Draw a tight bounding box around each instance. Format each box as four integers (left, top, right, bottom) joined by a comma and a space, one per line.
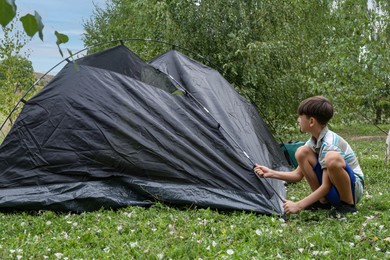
0, 38, 221, 133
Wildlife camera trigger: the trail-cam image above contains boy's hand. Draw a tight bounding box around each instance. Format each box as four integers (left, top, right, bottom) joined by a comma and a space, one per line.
283, 200, 302, 214
253, 164, 273, 178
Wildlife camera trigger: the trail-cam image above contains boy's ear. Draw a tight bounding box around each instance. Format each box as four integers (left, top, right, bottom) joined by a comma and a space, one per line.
309, 117, 316, 126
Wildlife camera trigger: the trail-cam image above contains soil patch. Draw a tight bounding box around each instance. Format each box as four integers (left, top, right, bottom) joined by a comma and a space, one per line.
349, 135, 386, 141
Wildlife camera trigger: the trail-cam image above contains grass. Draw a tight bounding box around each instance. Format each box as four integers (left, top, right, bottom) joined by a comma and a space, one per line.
0, 124, 389, 259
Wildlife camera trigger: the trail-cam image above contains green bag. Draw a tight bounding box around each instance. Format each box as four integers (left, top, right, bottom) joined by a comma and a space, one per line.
280, 141, 305, 168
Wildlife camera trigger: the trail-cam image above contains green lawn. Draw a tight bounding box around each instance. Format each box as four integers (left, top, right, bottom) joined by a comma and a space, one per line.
0, 124, 389, 259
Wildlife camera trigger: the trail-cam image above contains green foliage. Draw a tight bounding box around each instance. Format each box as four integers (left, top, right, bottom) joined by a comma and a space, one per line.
0, 16, 35, 127
20, 11, 44, 40
83, 0, 390, 133
54, 31, 69, 57
0, 0, 69, 56
0, 125, 388, 259
0, 0, 16, 27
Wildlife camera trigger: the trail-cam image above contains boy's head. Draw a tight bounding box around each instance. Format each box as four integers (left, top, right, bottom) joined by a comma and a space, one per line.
298, 96, 333, 125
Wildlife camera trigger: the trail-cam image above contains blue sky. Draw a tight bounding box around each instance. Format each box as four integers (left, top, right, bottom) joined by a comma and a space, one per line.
17, 0, 106, 74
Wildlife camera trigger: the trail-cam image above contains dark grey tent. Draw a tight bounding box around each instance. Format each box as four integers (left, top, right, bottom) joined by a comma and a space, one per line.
0, 45, 289, 215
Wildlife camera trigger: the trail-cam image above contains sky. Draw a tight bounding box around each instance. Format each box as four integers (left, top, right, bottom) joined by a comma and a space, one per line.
17, 0, 107, 74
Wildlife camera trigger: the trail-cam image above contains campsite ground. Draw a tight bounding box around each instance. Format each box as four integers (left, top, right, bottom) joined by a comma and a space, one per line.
0, 124, 389, 259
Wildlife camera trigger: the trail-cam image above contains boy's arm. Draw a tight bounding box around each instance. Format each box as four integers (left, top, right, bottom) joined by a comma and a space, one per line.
254, 164, 304, 183
284, 169, 332, 214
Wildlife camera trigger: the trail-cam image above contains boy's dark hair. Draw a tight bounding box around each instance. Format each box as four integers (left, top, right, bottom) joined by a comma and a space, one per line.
298, 96, 334, 125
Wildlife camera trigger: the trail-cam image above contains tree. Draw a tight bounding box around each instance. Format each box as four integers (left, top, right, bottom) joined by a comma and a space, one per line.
308, 0, 390, 124
83, 0, 389, 132
84, 0, 334, 131
0, 16, 35, 125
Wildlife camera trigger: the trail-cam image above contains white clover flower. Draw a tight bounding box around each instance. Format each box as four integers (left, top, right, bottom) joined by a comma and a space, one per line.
17, 256, 22, 260
312, 251, 319, 255
54, 253, 63, 259
199, 219, 207, 225
349, 242, 355, 247
365, 192, 372, 198
212, 241, 217, 247
103, 247, 110, 253
255, 229, 262, 235
157, 253, 164, 259
298, 248, 304, 253
168, 224, 174, 235
117, 225, 123, 231
130, 242, 138, 248
226, 249, 234, 255
46, 221, 52, 225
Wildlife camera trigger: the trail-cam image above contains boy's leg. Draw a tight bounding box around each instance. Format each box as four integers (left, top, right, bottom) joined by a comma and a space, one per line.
324, 151, 354, 205
295, 146, 325, 202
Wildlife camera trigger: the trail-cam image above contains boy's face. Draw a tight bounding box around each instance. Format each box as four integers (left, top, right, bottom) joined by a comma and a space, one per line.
297, 115, 311, 133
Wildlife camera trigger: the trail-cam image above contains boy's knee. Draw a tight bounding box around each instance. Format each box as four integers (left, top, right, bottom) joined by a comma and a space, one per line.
295, 146, 314, 161
324, 151, 344, 170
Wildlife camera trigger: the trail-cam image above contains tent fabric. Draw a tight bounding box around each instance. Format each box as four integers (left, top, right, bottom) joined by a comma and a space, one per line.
0, 45, 289, 215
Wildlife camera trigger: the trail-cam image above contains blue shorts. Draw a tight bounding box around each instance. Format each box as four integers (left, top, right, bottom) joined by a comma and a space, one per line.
313, 162, 363, 205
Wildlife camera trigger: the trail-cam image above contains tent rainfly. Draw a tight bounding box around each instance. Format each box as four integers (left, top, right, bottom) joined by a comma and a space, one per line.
0, 45, 289, 215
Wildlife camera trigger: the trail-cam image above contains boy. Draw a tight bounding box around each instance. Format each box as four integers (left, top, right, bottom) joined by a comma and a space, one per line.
254, 96, 364, 216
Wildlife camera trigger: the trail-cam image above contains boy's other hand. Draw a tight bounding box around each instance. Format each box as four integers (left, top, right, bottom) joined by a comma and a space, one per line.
283, 200, 302, 214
